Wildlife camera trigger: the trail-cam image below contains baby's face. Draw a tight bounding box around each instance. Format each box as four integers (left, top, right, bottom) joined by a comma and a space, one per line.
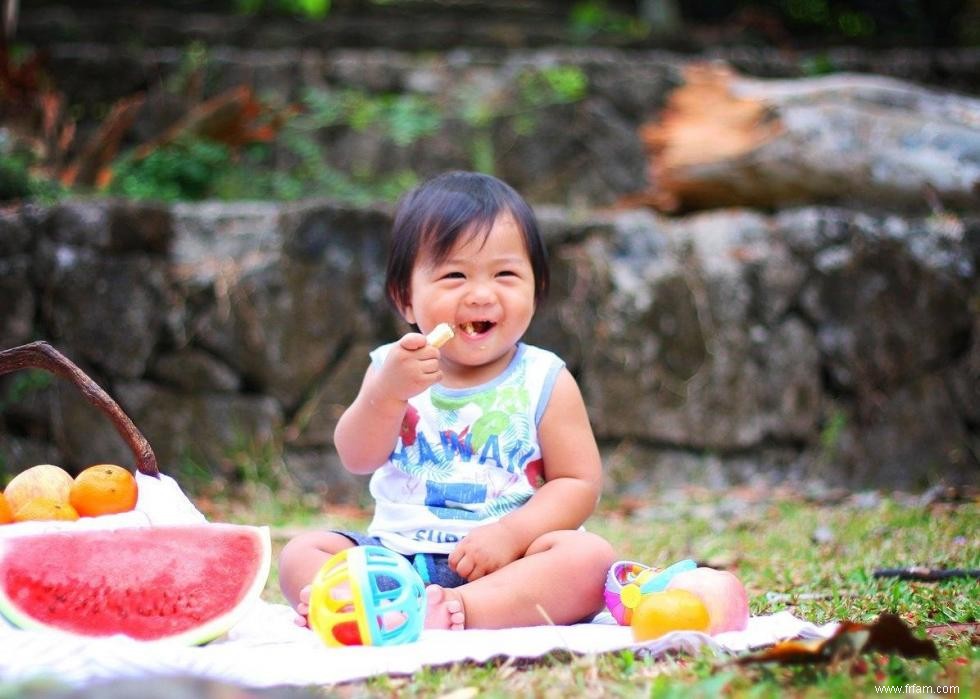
405, 212, 536, 381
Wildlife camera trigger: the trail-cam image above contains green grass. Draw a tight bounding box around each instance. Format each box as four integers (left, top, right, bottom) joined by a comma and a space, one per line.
204, 484, 978, 697
4, 483, 975, 697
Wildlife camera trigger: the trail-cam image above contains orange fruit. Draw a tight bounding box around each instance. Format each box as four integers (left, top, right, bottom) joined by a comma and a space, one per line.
13, 497, 80, 522
70, 464, 138, 517
0, 492, 13, 524
631, 589, 710, 641
3, 464, 74, 513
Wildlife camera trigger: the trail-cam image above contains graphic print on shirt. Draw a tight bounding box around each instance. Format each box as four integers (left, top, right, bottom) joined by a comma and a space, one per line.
368, 343, 563, 553
387, 363, 537, 522
399, 404, 420, 446
424, 481, 486, 520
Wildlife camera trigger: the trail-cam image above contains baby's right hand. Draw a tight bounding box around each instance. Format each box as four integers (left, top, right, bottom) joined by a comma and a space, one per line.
376, 332, 443, 401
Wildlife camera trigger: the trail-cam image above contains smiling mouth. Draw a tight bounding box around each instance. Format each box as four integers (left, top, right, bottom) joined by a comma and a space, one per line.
459, 321, 495, 336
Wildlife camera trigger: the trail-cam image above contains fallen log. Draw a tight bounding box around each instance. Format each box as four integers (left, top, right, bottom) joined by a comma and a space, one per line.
632, 63, 980, 213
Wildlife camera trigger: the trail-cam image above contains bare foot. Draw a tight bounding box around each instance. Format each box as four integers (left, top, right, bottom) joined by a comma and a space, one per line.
424, 584, 465, 630
293, 584, 312, 627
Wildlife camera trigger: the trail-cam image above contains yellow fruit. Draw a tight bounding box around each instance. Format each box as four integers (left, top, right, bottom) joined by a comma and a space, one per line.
631, 589, 710, 641
0, 492, 12, 524
70, 464, 139, 517
3, 464, 74, 513
13, 497, 80, 522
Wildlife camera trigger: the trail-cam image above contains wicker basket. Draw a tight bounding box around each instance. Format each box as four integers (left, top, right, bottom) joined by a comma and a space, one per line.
0, 341, 159, 477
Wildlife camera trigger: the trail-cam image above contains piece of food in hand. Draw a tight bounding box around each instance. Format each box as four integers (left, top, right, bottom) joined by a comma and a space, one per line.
426, 323, 455, 348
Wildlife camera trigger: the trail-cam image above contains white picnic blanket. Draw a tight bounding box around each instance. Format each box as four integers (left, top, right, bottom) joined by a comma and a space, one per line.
0, 473, 839, 689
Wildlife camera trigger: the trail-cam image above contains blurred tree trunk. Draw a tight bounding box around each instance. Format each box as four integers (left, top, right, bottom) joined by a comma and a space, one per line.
633, 63, 980, 213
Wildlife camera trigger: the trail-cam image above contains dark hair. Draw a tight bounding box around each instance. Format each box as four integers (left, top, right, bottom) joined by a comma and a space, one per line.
385, 171, 549, 312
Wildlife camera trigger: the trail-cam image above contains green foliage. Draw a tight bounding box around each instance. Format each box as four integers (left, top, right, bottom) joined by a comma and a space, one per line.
108, 138, 233, 201
819, 407, 847, 459
301, 89, 442, 146
0, 152, 34, 201
801, 53, 836, 76
781, 0, 876, 38
165, 41, 210, 96
234, 0, 331, 19
0, 370, 54, 478
518, 66, 588, 107
383, 95, 444, 146
203, 477, 979, 695
469, 133, 496, 175
171, 452, 215, 495
569, 1, 650, 41
0, 370, 53, 413
0, 151, 67, 204
20, 62, 589, 204
276, 125, 422, 204
271, 67, 587, 193
175, 433, 324, 526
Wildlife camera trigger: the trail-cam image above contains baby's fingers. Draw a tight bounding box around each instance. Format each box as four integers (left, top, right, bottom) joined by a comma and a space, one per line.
420, 356, 442, 377
398, 332, 429, 351
453, 554, 475, 580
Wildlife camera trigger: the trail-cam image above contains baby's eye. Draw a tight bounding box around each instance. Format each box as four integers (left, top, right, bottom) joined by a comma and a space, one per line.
440, 271, 465, 280
496, 270, 518, 278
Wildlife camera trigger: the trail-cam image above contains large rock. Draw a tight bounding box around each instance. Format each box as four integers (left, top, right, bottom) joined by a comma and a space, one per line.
36, 242, 167, 379
496, 97, 648, 206
0, 257, 35, 348
841, 373, 975, 489
574, 208, 822, 449
1, 211, 40, 350
0, 435, 62, 474
112, 381, 283, 478
150, 349, 241, 393
283, 340, 378, 450
282, 448, 368, 504
794, 211, 974, 393
45, 200, 172, 253
0, 201, 976, 493
178, 202, 394, 409
0, 208, 34, 256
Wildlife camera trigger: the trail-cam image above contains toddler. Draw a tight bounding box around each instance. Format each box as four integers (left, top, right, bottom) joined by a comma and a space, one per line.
279, 171, 615, 630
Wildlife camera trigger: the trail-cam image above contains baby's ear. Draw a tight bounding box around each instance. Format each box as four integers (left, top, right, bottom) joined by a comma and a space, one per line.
401, 302, 416, 326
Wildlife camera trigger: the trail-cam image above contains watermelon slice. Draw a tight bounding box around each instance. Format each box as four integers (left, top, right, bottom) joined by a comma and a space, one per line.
0, 523, 271, 645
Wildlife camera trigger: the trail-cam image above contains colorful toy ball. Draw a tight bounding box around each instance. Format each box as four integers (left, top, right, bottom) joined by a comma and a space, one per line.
308, 545, 425, 647
603, 559, 697, 625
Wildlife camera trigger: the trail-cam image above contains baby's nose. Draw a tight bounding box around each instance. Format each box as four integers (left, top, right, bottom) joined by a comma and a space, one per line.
465, 281, 495, 305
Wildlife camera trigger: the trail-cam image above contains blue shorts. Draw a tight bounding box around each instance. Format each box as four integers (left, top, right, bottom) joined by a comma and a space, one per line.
334, 530, 468, 589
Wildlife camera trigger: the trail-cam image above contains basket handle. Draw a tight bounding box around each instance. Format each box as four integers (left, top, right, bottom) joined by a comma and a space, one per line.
0, 341, 159, 477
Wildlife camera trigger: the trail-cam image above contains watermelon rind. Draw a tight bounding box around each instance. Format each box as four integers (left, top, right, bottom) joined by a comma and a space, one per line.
0, 523, 271, 645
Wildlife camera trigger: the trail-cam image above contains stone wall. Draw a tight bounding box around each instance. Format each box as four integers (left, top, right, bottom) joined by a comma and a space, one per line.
1, 200, 976, 497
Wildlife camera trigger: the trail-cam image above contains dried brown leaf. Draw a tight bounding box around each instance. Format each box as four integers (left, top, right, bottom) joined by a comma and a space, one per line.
737, 613, 938, 666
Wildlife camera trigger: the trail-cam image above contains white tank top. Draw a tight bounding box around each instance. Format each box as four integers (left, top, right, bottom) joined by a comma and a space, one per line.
365, 342, 565, 554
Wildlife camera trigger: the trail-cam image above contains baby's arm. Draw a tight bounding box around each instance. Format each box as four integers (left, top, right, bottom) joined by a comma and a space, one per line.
333, 332, 444, 474
449, 368, 602, 579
